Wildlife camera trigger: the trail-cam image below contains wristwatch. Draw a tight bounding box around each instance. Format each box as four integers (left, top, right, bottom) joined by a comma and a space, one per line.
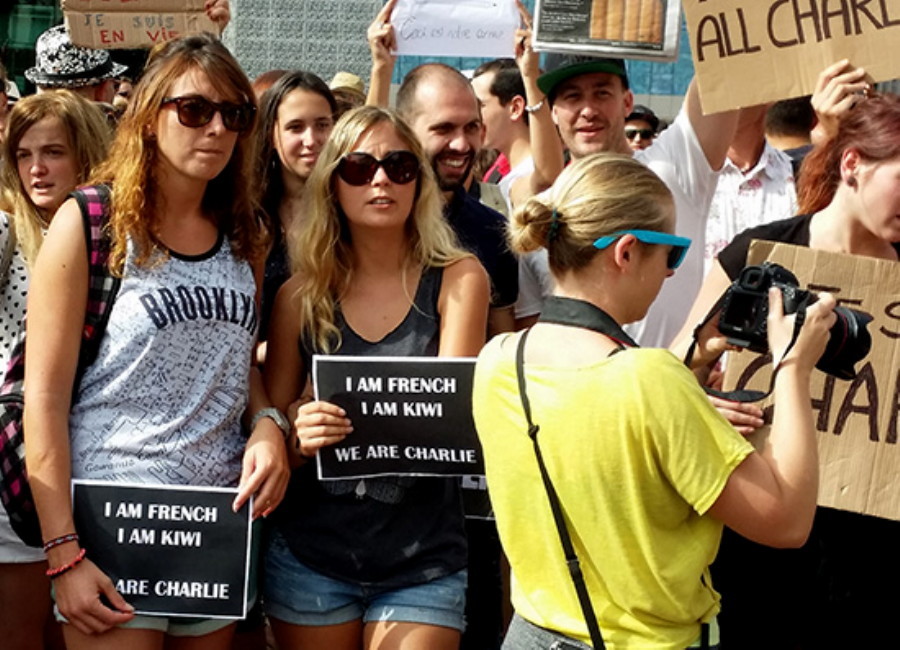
250, 407, 291, 440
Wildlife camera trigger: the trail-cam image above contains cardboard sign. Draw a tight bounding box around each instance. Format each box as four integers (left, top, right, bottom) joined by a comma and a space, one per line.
392, 0, 520, 58
72, 481, 252, 618
62, 0, 217, 49
533, 0, 682, 61
312, 356, 484, 479
682, 1, 900, 113
722, 241, 900, 521
63, 0, 207, 9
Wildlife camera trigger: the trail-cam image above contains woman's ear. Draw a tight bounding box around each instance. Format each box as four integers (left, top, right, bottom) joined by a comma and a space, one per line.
611, 234, 638, 271
840, 148, 862, 187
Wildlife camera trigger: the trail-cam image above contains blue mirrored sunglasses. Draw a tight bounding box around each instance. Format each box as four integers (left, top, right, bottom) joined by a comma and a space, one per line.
593, 229, 691, 270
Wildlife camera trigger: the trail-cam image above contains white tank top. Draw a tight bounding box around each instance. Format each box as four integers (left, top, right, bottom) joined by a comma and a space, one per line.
69, 234, 257, 487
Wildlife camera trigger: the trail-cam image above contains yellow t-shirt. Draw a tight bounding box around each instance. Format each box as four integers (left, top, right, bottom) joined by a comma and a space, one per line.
473, 334, 754, 649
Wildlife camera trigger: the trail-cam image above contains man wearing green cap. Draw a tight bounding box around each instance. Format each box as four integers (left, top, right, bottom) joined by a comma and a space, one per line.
532, 53, 738, 348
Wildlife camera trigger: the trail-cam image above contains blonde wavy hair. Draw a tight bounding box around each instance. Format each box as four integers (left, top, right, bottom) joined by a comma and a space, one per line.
0, 90, 112, 266
510, 153, 674, 273
90, 33, 263, 273
291, 105, 467, 353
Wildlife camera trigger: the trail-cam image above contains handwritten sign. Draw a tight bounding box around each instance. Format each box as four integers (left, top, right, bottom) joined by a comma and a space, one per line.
61, 0, 217, 49
722, 241, 900, 521
313, 356, 484, 479
533, 0, 682, 60
62, 0, 207, 9
683, 1, 900, 113
72, 481, 252, 618
392, 0, 520, 58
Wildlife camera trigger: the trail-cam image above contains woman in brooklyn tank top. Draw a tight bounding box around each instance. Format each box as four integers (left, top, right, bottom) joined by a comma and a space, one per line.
23, 34, 289, 649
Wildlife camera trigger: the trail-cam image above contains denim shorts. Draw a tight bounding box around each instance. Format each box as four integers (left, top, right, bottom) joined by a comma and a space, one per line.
263, 529, 466, 631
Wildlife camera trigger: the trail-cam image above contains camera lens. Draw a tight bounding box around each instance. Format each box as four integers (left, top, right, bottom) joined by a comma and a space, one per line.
815, 306, 873, 380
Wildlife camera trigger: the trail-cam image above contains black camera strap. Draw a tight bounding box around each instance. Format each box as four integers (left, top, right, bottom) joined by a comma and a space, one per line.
515, 326, 607, 650
539, 296, 639, 348
683, 294, 807, 403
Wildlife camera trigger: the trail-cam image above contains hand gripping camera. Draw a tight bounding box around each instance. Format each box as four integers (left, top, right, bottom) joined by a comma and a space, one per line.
717, 262, 872, 380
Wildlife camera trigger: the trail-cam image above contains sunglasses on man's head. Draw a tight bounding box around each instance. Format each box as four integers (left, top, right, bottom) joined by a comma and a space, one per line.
161, 95, 256, 133
593, 229, 691, 270
336, 150, 420, 186
624, 127, 655, 141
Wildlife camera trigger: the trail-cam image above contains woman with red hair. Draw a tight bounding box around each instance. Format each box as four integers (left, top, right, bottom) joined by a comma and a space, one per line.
677, 92, 900, 648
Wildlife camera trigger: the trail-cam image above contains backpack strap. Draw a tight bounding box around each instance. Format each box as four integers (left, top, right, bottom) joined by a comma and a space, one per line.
72, 185, 120, 376
0, 212, 16, 288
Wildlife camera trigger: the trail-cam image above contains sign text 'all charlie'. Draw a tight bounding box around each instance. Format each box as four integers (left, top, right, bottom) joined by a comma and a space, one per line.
683, 1, 900, 113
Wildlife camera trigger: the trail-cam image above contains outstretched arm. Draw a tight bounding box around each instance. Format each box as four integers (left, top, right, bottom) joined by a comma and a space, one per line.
366, 0, 398, 107
205, 0, 231, 33
683, 77, 739, 171
509, 1, 565, 208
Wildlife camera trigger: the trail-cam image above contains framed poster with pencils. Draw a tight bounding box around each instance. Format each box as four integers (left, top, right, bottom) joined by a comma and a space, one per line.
533, 0, 681, 61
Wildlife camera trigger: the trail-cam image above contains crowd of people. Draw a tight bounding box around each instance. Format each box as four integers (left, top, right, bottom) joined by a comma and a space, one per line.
1, 1, 899, 649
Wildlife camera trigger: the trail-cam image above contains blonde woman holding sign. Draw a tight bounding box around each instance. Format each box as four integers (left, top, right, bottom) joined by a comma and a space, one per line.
263, 105, 488, 650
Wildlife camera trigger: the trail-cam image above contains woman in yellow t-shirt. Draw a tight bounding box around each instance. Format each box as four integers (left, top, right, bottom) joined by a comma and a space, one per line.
472, 153, 835, 649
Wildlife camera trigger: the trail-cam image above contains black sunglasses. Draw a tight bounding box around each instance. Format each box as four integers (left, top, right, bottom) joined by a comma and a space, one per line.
624, 127, 655, 141
336, 151, 420, 186
161, 95, 256, 133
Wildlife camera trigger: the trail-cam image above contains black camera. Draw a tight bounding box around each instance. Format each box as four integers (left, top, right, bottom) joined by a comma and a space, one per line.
718, 262, 872, 380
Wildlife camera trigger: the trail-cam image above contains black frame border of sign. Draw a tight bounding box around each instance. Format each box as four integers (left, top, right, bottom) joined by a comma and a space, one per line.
71, 479, 253, 620
312, 355, 483, 480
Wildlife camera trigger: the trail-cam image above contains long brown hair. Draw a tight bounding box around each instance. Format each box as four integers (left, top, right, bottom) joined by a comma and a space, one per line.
91, 33, 263, 273
798, 94, 900, 214
0, 90, 112, 266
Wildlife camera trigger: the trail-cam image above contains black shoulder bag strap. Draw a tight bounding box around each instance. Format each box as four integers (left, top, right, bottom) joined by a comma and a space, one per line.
515, 327, 606, 649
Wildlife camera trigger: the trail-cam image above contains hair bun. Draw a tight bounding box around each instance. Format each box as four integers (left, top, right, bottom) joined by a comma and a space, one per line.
509, 195, 556, 254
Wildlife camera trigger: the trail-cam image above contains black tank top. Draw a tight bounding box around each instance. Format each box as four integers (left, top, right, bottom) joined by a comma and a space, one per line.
275, 266, 467, 587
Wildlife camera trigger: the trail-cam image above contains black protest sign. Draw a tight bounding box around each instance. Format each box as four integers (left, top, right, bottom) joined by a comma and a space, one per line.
313, 356, 483, 479
72, 481, 251, 618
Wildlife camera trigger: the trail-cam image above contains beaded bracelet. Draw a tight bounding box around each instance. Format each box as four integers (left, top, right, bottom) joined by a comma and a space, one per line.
43, 533, 79, 553
46, 548, 87, 580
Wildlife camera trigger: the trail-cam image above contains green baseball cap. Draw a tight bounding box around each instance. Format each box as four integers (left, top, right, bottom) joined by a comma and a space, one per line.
538, 53, 629, 98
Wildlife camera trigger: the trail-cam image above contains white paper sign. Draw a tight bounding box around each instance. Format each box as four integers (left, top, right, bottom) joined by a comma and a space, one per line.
393, 0, 520, 58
